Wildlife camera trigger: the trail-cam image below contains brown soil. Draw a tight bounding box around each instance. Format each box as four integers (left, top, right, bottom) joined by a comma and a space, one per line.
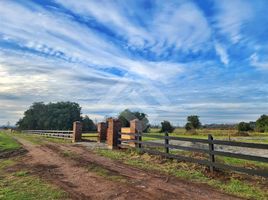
0, 148, 27, 159
14, 138, 242, 200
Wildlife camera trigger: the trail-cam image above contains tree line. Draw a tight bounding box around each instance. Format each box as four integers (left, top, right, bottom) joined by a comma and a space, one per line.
17, 102, 268, 133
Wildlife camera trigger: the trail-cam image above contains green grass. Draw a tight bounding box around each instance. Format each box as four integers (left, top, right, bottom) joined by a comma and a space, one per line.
61, 150, 79, 159
0, 172, 66, 200
218, 156, 268, 170
217, 179, 266, 200
12, 132, 71, 145
0, 132, 21, 152
95, 148, 268, 200
0, 159, 16, 170
0, 158, 66, 200
82, 133, 98, 141
87, 163, 126, 182
147, 128, 268, 142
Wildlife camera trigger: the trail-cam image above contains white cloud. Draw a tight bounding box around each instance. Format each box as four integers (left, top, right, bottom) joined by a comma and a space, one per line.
55, 0, 212, 54
214, 42, 229, 65
250, 53, 268, 69
214, 0, 253, 43
151, 1, 211, 53
0, 1, 185, 82
0, 0, 267, 126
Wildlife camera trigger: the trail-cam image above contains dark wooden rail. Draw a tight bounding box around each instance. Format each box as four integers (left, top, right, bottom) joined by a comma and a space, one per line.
118, 132, 268, 178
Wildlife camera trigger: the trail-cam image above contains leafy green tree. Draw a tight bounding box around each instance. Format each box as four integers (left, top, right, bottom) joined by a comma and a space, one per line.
185, 115, 201, 131
160, 120, 175, 133
237, 122, 253, 132
118, 109, 150, 132
82, 115, 96, 132
17, 102, 82, 130
256, 115, 268, 132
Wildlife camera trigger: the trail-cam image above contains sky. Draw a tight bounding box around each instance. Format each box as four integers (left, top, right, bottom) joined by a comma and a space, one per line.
0, 0, 268, 126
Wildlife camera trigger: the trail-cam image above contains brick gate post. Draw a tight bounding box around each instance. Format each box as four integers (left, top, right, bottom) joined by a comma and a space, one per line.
107, 118, 121, 149
72, 121, 82, 143
130, 119, 142, 134
97, 122, 107, 143
130, 119, 142, 147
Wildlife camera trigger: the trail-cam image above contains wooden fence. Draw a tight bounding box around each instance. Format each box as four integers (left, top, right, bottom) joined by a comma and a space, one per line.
24, 130, 73, 139
118, 132, 268, 178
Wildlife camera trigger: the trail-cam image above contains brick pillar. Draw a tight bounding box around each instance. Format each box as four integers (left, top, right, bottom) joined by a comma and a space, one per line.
107, 118, 121, 149
72, 121, 82, 143
97, 122, 107, 142
130, 119, 142, 147
130, 119, 142, 134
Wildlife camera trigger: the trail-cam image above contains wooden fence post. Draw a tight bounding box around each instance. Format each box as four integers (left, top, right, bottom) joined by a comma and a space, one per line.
136, 131, 142, 150
165, 132, 169, 154
208, 134, 215, 172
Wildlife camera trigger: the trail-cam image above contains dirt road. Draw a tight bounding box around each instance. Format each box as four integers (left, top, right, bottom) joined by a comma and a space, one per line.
15, 138, 242, 200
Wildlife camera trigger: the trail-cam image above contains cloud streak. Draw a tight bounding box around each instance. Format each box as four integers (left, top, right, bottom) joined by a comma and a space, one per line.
0, 0, 268, 125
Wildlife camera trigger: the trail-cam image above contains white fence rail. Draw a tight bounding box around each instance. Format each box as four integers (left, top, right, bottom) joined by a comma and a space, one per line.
24, 130, 73, 139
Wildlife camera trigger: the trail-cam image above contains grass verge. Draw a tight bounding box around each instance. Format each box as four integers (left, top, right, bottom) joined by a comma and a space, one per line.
95, 148, 268, 200
11, 132, 71, 145
0, 132, 21, 153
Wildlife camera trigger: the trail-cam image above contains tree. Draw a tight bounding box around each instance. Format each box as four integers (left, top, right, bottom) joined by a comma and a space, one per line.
118, 109, 150, 132
185, 115, 201, 131
256, 115, 268, 132
17, 102, 82, 130
160, 121, 175, 133
82, 115, 96, 132
237, 122, 253, 132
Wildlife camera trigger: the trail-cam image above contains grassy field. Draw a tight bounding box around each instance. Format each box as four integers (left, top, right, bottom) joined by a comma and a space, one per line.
82, 132, 98, 141
148, 127, 268, 136
143, 128, 268, 143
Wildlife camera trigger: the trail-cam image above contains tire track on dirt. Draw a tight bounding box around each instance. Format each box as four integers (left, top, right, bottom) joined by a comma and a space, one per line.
15, 137, 242, 200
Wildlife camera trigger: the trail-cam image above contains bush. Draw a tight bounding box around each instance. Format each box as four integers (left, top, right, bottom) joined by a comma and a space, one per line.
185, 115, 201, 131
160, 121, 175, 133
237, 122, 253, 132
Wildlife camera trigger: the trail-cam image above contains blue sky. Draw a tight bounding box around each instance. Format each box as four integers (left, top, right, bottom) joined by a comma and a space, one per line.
0, 0, 268, 126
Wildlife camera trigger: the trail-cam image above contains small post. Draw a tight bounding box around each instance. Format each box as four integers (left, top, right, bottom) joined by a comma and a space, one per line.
208, 134, 215, 172
117, 130, 122, 147
165, 132, 169, 154
136, 131, 142, 150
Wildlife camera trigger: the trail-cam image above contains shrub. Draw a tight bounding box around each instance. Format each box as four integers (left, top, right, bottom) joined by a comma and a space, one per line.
237, 122, 253, 132
160, 121, 175, 133
185, 115, 201, 131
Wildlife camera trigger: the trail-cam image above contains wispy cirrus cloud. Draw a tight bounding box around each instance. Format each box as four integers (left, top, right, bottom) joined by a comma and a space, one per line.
0, 0, 268, 125
214, 42, 229, 66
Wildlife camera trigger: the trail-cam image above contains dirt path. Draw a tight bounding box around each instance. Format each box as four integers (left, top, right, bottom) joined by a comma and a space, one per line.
15, 138, 242, 200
